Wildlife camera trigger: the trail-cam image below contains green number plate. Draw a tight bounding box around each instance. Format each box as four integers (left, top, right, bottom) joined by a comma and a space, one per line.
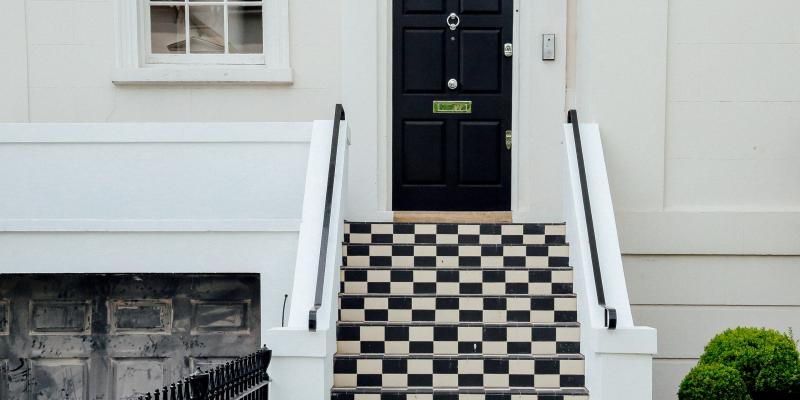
433, 101, 472, 114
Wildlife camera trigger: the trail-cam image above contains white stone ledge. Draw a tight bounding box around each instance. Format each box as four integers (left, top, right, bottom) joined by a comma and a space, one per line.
0, 218, 301, 232
591, 326, 658, 355
112, 67, 294, 85
266, 327, 331, 358
0, 122, 312, 143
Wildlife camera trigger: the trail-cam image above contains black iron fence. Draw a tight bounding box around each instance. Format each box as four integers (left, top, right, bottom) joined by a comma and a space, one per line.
136, 346, 271, 400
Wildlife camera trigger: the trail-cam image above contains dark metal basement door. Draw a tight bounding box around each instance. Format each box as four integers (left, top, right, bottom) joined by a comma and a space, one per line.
393, 0, 513, 211
0, 274, 260, 400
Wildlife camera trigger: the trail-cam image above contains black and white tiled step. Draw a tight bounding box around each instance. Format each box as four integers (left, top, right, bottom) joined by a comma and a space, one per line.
339, 294, 578, 324
330, 388, 589, 400
336, 322, 581, 356
333, 354, 585, 389
343, 244, 570, 268
335, 222, 586, 400
345, 223, 567, 245
340, 267, 574, 296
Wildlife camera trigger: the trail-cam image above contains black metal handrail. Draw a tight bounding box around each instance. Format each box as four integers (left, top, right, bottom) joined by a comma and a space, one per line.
136, 346, 271, 400
567, 110, 617, 330
308, 104, 346, 332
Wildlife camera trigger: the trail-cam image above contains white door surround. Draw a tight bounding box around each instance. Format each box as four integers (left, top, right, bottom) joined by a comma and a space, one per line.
343, 0, 568, 223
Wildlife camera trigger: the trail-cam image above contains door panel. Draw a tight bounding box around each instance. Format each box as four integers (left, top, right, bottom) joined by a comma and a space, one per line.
31, 359, 89, 400
402, 121, 447, 185
403, 30, 446, 92
0, 274, 260, 400
404, 0, 445, 14
112, 359, 165, 400
460, 0, 501, 14
459, 121, 502, 185
460, 30, 502, 93
393, 0, 513, 211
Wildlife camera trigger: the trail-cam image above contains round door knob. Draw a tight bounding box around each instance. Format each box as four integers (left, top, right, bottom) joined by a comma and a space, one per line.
447, 79, 458, 90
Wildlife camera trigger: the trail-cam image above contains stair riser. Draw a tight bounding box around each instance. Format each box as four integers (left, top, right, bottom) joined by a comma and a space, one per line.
346, 223, 566, 239
345, 245, 569, 258
331, 394, 589, 400
339, 296, 578, 324
337, 325, 580, 356
344, 255, 569, 268
347, 233, 566, 246
341, 269, 573, 296
333, 357, 585, 389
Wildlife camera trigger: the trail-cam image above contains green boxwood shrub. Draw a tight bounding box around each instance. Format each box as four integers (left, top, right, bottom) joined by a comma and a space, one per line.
755, 362, 800, 399
678, 363, 751, 400
696, 327, 800, 399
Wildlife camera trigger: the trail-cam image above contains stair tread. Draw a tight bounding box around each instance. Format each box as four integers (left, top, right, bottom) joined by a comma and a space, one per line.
340, 293, 576, 298
341, 266, 573, 270
331, 388, 588, 394
345, 243, 567, 247
338, 321, 580, 327
334, 354, 584, 360
346, 221, 566, 225
341, 266, 574, 270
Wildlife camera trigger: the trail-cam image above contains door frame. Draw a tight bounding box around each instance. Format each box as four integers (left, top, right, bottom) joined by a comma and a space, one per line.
342, 1, 567, 221
379, 0, 521, 213
390, 0, 525, 212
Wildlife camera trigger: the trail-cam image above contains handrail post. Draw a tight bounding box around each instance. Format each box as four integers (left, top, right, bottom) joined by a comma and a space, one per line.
308, 104, 346, 331
568, 109, 617, 330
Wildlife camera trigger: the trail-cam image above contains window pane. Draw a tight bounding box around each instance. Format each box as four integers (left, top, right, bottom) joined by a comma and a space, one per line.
150, 6, 186, 54
189, 5, 225, 54
228, 6, 263, 54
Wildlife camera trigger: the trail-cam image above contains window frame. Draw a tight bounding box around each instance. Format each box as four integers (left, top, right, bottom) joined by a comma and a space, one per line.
113, 0, 292, 84
145, 0, 266, 65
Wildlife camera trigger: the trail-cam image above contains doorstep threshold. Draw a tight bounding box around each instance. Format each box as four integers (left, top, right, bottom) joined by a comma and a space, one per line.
393, 211, 512, 224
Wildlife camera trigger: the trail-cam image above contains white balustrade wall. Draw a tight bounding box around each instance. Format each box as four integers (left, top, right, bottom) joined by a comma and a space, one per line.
0, 122, 314, 333
563, 122, 658, 400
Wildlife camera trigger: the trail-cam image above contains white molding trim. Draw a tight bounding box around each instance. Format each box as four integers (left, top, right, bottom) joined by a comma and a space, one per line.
0, 122, 312, 143
113, 0, 293, 84
618, 211, 800, 255
0, 219, 301, 232
112, 66, 293, 85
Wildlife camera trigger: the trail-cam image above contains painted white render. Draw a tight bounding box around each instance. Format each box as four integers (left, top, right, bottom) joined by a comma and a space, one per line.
569, 1, 800, 399
0, 0, 798, 399
0, 122, 313, 333
0, 0, 342, 122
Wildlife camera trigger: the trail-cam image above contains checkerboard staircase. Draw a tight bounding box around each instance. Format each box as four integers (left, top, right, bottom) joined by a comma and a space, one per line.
332, 222, 589, 400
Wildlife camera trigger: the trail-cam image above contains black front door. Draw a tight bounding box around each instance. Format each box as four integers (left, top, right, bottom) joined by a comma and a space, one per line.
393, 0, 513, 211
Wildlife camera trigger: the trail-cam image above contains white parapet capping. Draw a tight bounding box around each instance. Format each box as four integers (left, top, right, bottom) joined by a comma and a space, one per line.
266, 118, 349, 400
563, 122, 658, 400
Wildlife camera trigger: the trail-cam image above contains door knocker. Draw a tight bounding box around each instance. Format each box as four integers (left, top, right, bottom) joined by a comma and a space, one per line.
447, 13, 460, 31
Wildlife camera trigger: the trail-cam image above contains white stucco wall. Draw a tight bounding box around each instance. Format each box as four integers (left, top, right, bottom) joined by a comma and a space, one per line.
571, 1, 800, 399
0, 0, 342, 123
0, 122, 314, 334
1, 1, 798, 398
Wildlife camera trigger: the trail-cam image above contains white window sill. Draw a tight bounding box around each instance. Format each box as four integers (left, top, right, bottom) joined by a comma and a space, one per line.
111, 66, 293, 85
